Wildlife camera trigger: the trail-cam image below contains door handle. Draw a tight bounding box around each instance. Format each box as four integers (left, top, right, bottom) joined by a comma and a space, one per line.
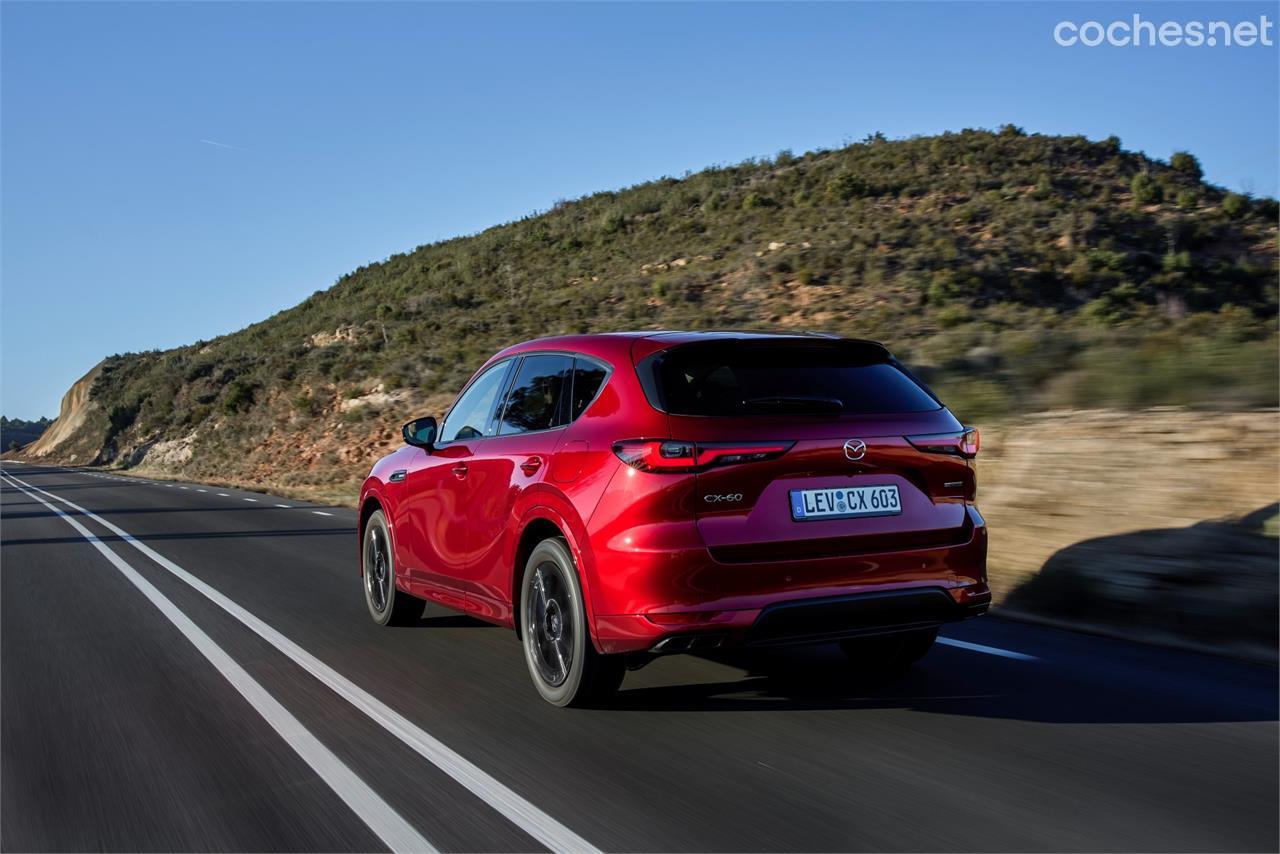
520, 456, 543, 476
451, 463, 469, 479
389, 469, 407, 483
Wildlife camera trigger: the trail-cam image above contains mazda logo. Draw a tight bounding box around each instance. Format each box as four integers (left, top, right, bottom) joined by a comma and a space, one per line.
843, 439, 867, 461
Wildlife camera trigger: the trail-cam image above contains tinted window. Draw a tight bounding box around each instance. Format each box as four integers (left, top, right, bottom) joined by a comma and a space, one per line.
438, 361, 513, 443
647, 342, 940, 416
569, 358, 608, 420
498, 354, 573, 435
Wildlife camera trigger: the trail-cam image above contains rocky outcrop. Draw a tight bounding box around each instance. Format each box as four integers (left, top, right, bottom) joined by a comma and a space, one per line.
25, 361, 110, 463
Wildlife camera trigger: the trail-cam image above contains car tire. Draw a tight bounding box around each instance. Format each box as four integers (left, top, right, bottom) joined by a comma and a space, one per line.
839, 627, 937, 673
362, 510, 423, 626
520, 537, 624, 707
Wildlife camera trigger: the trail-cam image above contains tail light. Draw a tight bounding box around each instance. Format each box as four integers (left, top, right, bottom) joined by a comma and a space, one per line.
612, 440, 794, 473
905, 428, 980, 460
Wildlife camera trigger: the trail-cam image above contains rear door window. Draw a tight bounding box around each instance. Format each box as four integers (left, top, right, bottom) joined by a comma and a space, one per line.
497, 354, 574, 435
644, 341, 940, 416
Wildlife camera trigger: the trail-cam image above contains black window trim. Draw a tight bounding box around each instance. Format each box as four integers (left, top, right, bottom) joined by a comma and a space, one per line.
491, 350, 614, 439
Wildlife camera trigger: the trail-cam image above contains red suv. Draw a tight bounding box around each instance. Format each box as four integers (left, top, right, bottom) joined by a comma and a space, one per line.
359, 332, 988, 706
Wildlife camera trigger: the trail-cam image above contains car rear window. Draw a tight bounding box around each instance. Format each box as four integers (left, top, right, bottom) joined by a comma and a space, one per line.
641, 341, 941, 417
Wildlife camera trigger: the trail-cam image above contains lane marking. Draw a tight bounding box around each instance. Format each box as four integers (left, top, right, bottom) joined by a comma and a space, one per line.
275, 504, 292, 509
1, 474, 435, 854
179, 486, 189, 490
4, 471, 599, 854
243, 498, 258, 503
937, 636, 1038, 661
196, 489, 208, 493
312, 511, 333, 517
218, 493, 230, 497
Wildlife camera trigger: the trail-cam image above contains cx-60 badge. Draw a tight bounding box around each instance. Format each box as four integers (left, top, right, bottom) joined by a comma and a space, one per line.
843, 439, 867, 461
703, 493, 744, 503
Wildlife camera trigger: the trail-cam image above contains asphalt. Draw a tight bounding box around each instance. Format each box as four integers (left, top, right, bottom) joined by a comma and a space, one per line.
1, 461, 1276, 852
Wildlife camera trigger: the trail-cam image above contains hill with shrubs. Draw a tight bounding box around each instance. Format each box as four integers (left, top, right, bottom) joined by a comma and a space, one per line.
1, 416, 52, 452
21, 127, 1279, 499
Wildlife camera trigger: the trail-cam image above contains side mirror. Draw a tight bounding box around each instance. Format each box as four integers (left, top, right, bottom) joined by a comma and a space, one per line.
402, 416, 437, 450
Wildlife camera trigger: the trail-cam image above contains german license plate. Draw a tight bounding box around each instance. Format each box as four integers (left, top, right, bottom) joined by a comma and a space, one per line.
789, 485, 901, 521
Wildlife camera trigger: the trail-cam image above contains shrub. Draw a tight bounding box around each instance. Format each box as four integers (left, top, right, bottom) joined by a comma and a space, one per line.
1169, 151, 1203, 181
1222, 192, 1250, 219
222, 380, 256, 414
741, 192, 777, 210
1131, 174, 1162, 205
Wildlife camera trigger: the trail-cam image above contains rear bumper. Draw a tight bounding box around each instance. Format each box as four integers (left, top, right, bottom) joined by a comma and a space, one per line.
591, 506, 989, 654
745, 587, 988, 647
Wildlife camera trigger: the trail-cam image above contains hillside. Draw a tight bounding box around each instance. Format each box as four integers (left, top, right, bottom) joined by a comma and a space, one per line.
1, 416, 53, 452
20, 127, 1279, 498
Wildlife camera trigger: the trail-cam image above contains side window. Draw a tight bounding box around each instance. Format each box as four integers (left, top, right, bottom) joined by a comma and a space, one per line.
498, 354, 573, 435
438, 361, 513, 444
569, 358, 608, 420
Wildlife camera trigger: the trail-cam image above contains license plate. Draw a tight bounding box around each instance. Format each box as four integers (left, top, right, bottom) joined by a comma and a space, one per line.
790, 485, 901, 521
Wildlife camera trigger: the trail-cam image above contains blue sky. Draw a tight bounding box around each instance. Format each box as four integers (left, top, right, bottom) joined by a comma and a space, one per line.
2, 1, 1277, 419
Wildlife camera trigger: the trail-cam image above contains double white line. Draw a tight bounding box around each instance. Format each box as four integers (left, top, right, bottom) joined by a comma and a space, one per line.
1, 471, 598, 854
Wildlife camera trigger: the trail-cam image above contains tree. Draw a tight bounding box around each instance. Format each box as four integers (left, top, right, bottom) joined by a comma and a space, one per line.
1169, 151, 1203, 181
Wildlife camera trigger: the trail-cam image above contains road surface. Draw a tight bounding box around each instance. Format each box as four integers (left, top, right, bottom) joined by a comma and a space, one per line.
2, 462, 1276, 852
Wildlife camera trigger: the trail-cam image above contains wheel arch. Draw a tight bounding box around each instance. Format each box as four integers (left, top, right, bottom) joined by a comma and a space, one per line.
357, 494, 385, 576
511, 510, 600, 650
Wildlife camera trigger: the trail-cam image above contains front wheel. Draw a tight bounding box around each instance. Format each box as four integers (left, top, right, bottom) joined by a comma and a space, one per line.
519, 538, 624, 707
362, 510, 424, 626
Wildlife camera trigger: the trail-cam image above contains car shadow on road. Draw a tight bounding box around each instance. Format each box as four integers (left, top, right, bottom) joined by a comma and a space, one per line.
606, 643, 1278, 724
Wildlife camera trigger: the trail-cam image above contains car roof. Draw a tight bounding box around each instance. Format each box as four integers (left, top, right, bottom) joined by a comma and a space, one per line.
487, 330, 888, 367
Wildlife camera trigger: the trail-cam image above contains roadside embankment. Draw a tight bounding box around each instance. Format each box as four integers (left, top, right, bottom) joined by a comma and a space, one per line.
978, 408, 1278, 661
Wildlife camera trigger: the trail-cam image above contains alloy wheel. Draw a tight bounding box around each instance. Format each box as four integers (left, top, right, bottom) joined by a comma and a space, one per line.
527, 562, 573, 687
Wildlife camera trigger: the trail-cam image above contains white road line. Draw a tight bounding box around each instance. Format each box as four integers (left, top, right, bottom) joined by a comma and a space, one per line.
5, 472, 600, 854
1, 474, 435, 854
937, 636, 1038, 661
165, 484, 174, 488
179, 486, 189, 490
196, 489, 207, 493
218, 493, 230, 497
243, 498, 258, 502
275, 504, 292, 509
312, 511, 333, 517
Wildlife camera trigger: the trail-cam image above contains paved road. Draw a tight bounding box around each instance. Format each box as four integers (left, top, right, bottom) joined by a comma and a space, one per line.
1, 462, 1276, 852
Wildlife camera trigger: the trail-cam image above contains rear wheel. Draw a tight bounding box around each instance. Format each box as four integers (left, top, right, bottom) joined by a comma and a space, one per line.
362, 510, 423, 626
839, 628, 937, 674
520, 538, 624, 707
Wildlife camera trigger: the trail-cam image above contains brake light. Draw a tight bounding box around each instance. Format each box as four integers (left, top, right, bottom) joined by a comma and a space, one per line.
612, 440, 793, 473
905, 428, 980, 459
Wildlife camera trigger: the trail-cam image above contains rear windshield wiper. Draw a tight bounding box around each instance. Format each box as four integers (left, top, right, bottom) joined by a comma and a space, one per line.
741, 396, 845, 415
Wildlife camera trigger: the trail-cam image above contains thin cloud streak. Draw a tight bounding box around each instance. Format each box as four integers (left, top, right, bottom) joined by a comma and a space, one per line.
199, 138, 246, 151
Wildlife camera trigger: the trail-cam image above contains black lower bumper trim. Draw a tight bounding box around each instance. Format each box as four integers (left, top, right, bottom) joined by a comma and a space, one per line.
747, 587, 982, 647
